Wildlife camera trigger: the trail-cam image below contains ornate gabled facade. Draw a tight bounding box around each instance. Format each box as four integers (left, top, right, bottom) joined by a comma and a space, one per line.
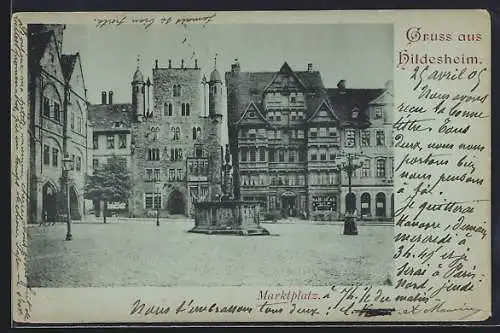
226, 60, 394, 221
27, 24, 91, 223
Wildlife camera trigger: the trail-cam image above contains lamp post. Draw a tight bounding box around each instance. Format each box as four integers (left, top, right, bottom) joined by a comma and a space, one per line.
156, 184, 160, 227
62, 153, 74, 241
335, 152, 364, 235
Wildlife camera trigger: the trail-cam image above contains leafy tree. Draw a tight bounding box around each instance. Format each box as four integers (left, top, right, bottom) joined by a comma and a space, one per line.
84, 155, 132, 223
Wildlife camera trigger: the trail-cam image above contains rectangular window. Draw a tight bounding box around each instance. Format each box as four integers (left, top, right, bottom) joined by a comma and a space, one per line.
319, 128, 327, 137
376, 130, 385, 146
93, 135, 99, 149
259, 148, 266, 161
298, 150, 306, 162
278, 150, 285, 162
93, 158, 99, 169
70, 113, 75, 130
361, 130, 371, 147
176, 169, 183, 181
310, 128, 318, 138
107, 135, 115, 149
52, 148, 58, 167
43, 97, 50, 117
43, 145, 50, 165
118, 157, 127, 169
241, 148, 248, 162
297, 130, 304, 139
288, 150, 295, 163
361, 159, 370, 177
330, 152, 336, 161
310, 152, 317, 161
119, 134, 127, 149
146, 168, 153, 181
291, 97, 297, 103
145, 193, 154, 209
154, 168, 160, 181
154, 193, 161, 209
375, 106, 384, 120
377, 159, 386, 177
344, 129, 356, 147
249, 148, 256, 162
169, 169, 175, 181
241, 129, 248, 138
268, 149, 275, 162
276, 113, 281, 121
320, 152, 327, 161
329, 128, 337, 137
248, 129, 256, 139
53, 102, 61, 122
76, 156, 81, 171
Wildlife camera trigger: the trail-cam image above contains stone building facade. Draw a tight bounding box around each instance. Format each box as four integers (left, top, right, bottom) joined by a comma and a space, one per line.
129, 59, 225, 218
28, 24, 91, 223
226, 60, 394, 221
87, 92, 134, 215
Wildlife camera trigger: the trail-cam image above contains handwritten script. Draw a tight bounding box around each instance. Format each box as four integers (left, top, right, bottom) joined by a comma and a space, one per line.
12, 15, 35, 322
93, 13, 217, 29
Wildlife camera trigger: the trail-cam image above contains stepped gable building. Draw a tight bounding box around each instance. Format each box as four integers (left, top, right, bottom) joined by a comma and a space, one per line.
225, 60, 394, 220
129, 58, 225, 218
27, 24, 91, 224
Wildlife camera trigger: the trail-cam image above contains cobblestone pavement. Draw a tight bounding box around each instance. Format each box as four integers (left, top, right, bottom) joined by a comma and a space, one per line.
27, 219, 393, 288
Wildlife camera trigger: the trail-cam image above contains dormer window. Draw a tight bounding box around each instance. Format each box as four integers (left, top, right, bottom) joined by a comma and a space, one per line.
113, 122, 121, 128
375, 106, 384, 120
351, 106, 360, 120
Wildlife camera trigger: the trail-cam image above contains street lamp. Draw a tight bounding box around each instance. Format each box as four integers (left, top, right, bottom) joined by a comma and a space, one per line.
335, 152, 364, 235
62, 153, 74, 241
156, 183, 160, 227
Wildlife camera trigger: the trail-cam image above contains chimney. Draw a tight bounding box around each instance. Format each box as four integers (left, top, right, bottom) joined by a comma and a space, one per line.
101, 91, 107, 104
181, 59, 185, 69
108, 91, 113, 104
385, 80, 393, 91
231, 59, 240, 73
195, 59, 198, 69
155, 59, 158, 69
168, 59, 172, 69
307, 63, 313, 72
337, 80, 346, 91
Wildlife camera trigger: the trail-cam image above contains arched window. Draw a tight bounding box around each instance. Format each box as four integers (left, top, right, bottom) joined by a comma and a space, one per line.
170, 148, 175, 161
181, 103, 186, 116
192, 127, 197, 140
175, 127, 181, 140
186, 103, 190, 116
361, 192, 371, 216
168, 103, 173, 116
163, 103, 169, 116
196, 127, 201, 139
376, 192, 386, 217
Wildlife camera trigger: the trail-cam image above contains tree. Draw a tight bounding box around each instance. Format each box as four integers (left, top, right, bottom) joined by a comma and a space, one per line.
84, 155, 132, 223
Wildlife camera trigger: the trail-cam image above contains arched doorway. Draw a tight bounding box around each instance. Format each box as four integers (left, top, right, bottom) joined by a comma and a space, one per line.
391, 193, 394, 217
69, 186, 81, 220
360, 192, 371, 217
376, 192, 386, 218
345, 192, 356, 214
168, 190, 185, 215
42, 182, 57, 223
281, 191, 297, 217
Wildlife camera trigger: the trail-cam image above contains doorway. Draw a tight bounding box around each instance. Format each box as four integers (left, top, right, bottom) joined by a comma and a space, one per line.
376, 192, 386, 218
69, 186, 81, 220
281, 193, 296, 217
42, 182, 57, 223
169, 190, 185, 215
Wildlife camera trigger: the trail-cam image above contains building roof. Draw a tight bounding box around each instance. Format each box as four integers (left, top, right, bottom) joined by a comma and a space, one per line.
225, 68, 325, 124
60, 54, 78, 82
132, 68, 144, 82
209, 68, 222, 82
28, 29, 54, 67
88, 103, 134, 131
326, 88, 384, 126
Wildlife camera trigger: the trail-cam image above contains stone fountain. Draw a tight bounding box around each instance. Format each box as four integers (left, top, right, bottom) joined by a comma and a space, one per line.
188, 145, 270, 236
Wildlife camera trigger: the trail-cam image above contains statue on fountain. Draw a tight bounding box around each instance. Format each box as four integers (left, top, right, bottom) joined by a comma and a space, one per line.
188, 144, 270, 236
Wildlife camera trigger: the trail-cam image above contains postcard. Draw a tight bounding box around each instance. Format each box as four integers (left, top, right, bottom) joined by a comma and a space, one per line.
11, 10, 491, 324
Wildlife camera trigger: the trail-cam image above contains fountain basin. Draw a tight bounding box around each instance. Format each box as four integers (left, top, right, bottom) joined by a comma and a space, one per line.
189, 200, 270, 236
